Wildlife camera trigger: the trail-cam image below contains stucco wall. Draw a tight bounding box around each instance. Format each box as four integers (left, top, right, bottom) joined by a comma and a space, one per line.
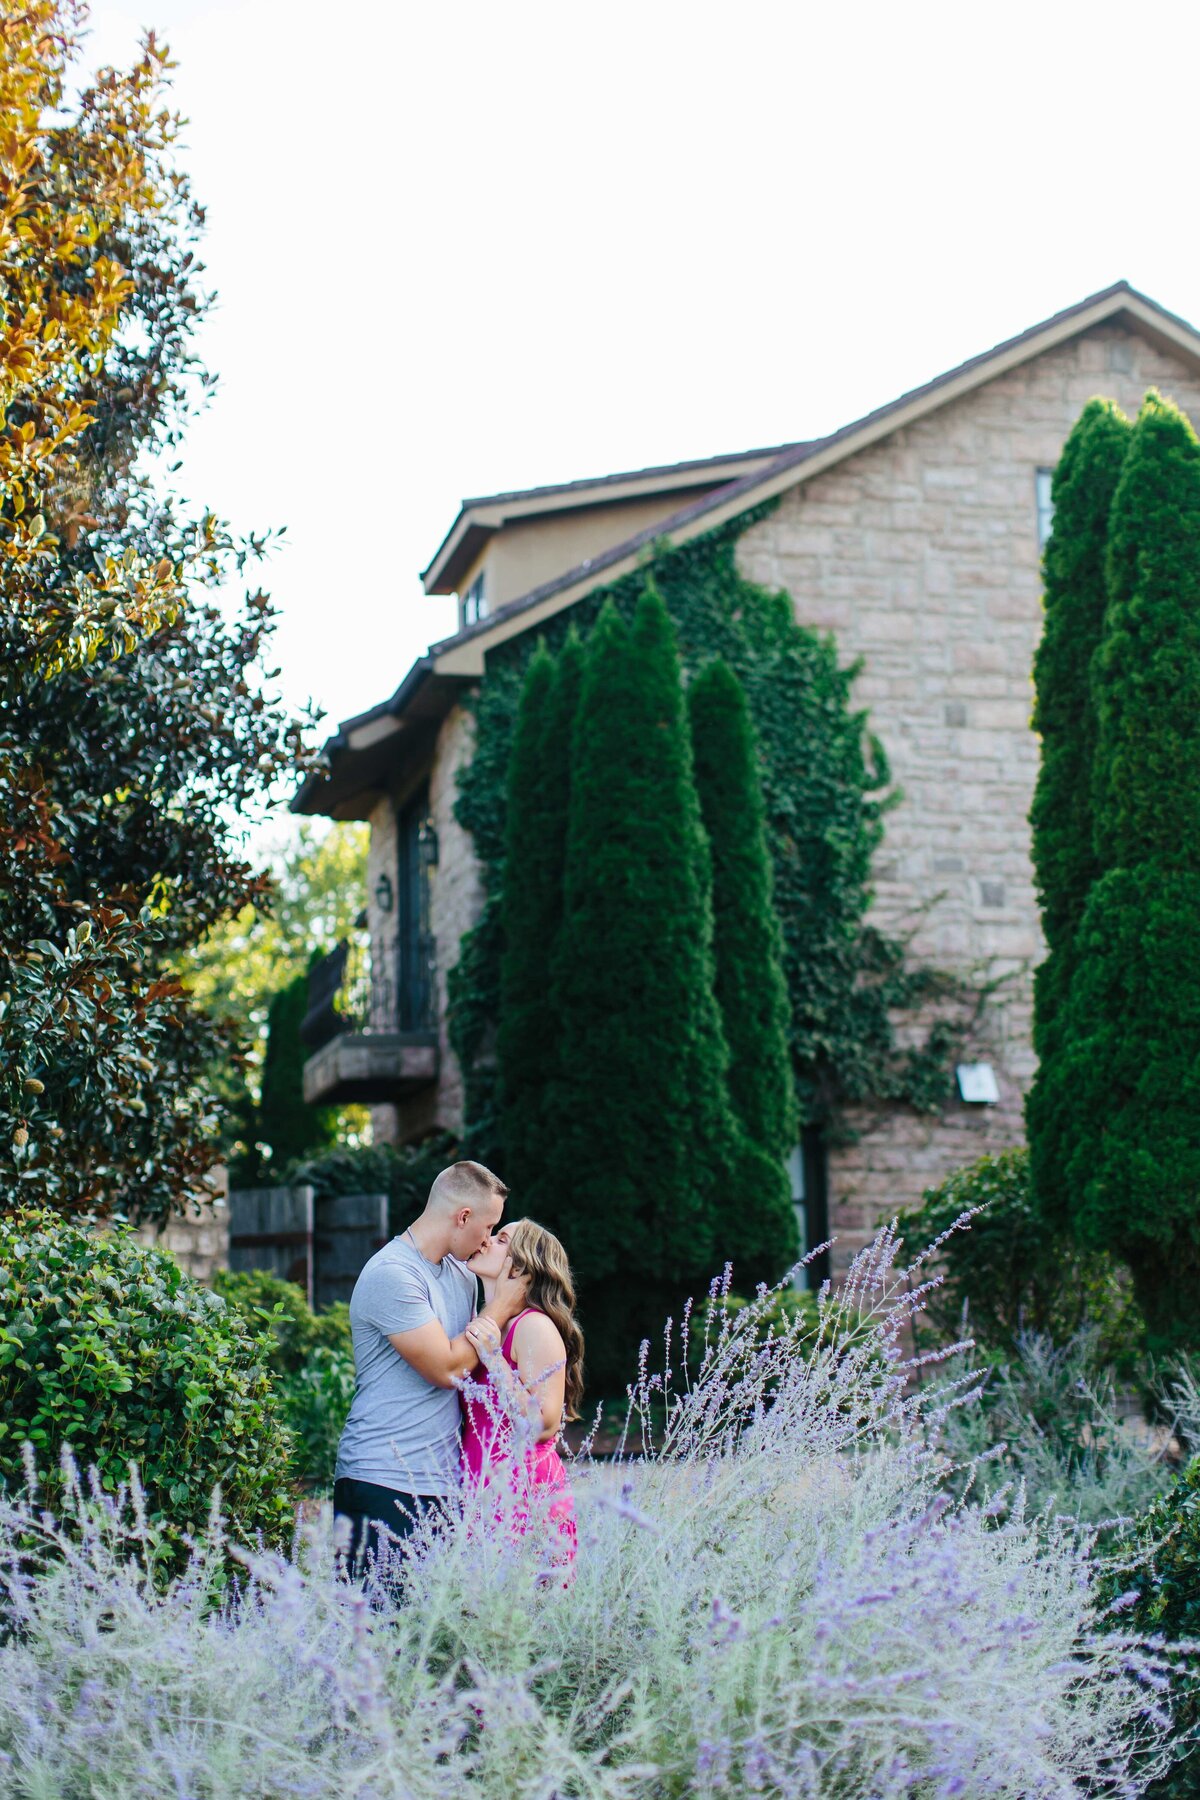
735, 321, 1200, 1265
456, 486, 727, 618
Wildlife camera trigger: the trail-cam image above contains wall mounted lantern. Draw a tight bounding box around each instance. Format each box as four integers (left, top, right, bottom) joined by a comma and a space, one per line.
956, 1062, 999, 1105
418, 820, 439, 868
374, 871, 395, 914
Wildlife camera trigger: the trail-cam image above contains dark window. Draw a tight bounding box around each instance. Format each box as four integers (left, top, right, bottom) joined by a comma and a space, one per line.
397, 786, 435, 1030
462, 571, 488, 627
789, 1126, 830, 1290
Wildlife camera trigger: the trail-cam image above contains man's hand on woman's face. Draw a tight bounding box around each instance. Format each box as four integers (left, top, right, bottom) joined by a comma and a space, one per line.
488, 1255, 528, 1325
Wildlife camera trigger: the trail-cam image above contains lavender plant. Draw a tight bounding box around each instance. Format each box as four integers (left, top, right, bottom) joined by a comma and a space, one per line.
935, 1329, 1173, 1529
0, 1227, 1188, 1798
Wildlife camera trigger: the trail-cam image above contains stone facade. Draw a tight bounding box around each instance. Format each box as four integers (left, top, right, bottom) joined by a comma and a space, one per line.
367, 315, 1200, 1265
735, 322, 1200, 1263
369, 702, 484, 1146
134, 1165, 230, 1285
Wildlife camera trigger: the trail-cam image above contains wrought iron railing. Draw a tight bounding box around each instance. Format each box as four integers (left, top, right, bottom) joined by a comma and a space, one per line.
300, 933, 437, 1051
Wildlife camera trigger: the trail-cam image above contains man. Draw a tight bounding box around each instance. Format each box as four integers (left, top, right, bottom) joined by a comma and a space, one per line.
333, 1158, 524, 1569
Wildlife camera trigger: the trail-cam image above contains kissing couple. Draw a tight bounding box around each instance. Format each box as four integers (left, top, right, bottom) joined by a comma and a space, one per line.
332, 1160, 582, 1575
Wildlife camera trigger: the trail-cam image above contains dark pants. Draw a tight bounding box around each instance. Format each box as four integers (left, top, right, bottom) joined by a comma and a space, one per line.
333, 1477, 430, 1577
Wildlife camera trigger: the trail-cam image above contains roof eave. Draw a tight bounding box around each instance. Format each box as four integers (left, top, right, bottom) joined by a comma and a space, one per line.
292, 657, 472, 820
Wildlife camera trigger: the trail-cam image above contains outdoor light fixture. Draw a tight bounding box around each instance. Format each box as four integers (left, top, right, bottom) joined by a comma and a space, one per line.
374, 871, 395, 914
956, 1062, 999, 1105
419, 820, 440, 867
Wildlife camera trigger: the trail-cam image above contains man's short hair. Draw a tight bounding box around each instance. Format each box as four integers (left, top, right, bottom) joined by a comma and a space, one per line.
428, 1160, 508, 1214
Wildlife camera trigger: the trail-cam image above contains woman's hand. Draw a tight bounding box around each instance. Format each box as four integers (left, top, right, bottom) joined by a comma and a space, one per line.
465, 1315, 502, 1357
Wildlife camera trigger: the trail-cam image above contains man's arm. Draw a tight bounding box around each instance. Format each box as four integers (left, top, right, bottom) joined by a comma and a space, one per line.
388, 1261, 528, 1388
386, 1317, 487, 1390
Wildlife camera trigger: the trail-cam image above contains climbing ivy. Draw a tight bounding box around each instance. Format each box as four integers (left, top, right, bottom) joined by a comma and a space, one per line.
449, 509, 970, 1163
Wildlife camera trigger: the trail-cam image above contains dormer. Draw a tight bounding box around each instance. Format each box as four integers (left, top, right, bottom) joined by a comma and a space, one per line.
421, 442, 803, 634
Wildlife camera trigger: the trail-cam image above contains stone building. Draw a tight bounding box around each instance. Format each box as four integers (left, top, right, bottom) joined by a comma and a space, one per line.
294, 281, 1200, 1272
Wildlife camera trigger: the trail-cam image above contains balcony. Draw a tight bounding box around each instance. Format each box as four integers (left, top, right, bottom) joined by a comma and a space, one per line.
300, 936, 438, 1106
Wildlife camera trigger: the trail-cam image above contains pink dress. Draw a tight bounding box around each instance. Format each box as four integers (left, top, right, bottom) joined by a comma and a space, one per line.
461, 1306, 577, 1563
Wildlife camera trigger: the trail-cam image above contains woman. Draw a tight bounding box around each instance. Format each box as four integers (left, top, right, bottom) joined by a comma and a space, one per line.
462, 1218, 582, 1562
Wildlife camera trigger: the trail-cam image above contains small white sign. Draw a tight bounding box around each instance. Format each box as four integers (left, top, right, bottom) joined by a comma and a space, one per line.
956, 1062, 999, 1105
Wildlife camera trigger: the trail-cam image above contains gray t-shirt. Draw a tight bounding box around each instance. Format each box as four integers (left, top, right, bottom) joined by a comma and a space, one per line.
334, 1236, 476, 1496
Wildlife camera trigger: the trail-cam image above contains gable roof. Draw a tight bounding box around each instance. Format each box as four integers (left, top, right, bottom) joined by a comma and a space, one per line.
296, 280, 1200, 819
429, 280, 1200, 678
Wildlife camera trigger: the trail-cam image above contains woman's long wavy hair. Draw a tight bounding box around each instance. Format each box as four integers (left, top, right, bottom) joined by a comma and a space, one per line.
505, 1219, 585, 1422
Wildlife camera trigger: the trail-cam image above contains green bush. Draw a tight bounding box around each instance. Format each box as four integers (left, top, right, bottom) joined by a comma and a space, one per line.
212, 1269, 353, 1491
0, 1209, 294, 1555
212, 1268, 351, 1373
284, 1134, 456, 1238
277, 1347, 356, 1491
1110, 1457, 1200, 1798
497, 634, 583, 1207
688, 657, 798, 1282
900, 1148, 1141, 1364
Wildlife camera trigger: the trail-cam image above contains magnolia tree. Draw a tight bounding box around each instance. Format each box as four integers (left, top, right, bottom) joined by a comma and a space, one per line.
0, 3, 315, 1222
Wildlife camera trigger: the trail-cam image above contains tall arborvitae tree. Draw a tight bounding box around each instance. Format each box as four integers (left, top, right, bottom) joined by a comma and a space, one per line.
1041, 392, 1200, 1348
496, 632, 584, 1199
1026, 400, 1131, 1223
688, 658, 798, 1276
496, 642, 557, 1195
549, 589, 738, 1373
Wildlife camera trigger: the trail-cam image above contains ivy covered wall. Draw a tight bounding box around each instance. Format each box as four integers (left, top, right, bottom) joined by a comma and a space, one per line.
448, 508, 971, 1168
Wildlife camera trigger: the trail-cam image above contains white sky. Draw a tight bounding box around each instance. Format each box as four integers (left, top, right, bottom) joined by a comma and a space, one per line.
85, 0, 1200, 746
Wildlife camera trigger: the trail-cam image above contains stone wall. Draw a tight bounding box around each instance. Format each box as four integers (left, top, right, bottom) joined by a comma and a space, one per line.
370, 700, 484, 1145
736, 320, 1200, 1265
134, 1164, 229, 1285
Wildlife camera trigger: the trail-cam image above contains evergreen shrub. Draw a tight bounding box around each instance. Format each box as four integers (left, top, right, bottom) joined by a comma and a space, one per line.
688, 658, 798, 1279
257, 969, 339, 1172
547, 591, 740, 1372
901, 1148, 1141, 1363
1028, 400, 1132, 999
1026, 400, 1131, 1225
451, 516, 969, 1177
496, 633, 583, 1206
212, 1269, 354, 1490
1038, 393, 1200, 1348
1042, 865, 1200, 1349
0, 1209, 294, 1556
